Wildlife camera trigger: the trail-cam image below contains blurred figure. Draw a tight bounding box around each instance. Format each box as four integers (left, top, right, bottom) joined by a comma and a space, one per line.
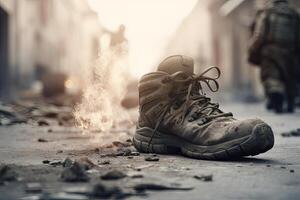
248, 0, 300, 113
109, 24, 127, 47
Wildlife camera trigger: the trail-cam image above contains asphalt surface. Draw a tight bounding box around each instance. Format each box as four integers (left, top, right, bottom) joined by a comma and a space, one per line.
0, 102, 299, 200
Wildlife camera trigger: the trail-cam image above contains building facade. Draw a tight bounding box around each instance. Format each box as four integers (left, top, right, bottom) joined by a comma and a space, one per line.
165, 0, 300, 101
0, 0, 102, 98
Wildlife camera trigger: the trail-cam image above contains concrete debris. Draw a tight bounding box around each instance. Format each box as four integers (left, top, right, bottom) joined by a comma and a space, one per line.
281, 129, 300, 137
60, 161, 89, 182
98, 160, 110, 165
100, 170, 127, 180
25, 182, 43, 193
0, 164, 18, 182
62, 158, 73, 168
130, 174, 144, 179
0, 99, 77, 127
144, 154, 159, 162
133, 183, 193, 192
42, 160, 50, 164
92, 182, 127, 199
130, 152, 140, 156
38, 138, 48, 143
49, 161, 63, 167
194, 174, 213, 182
117, 148, 132, 156
38, 120, 50, 126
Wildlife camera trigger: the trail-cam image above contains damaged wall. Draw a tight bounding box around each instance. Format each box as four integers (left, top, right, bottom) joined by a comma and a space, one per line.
0, 0, 102, 97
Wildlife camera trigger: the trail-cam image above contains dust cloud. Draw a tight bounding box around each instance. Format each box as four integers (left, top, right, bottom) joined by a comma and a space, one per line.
74, 44, 133, 144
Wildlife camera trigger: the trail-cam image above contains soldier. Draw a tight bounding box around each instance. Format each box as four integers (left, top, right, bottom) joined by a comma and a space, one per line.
133, 55, 274, 160
248, 0, 300, 113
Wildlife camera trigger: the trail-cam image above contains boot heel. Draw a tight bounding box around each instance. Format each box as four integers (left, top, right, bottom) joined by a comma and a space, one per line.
133, 127, 180, 154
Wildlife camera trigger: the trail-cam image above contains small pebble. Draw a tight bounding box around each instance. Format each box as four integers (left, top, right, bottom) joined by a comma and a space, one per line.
290, 169, 295, 173
38, 120, 49, 126
37, 138, 48, 143
145, 154, 159, 162
130, 152, 140, 156
42, 160, 50, 164
100, 170, 126, 180
98, 160, 110, 165
194, 174, 213, 182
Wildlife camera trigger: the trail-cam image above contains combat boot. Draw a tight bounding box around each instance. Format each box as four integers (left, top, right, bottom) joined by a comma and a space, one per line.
133, 55, 274, 160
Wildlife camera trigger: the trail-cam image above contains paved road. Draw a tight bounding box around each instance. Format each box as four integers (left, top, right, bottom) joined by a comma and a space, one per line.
0, 102, 299, 200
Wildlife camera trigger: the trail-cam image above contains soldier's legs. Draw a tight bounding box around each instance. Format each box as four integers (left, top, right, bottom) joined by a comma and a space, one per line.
260, 59, 284, 113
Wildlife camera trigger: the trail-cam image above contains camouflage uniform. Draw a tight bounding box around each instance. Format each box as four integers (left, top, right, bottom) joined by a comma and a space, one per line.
248, 0, 300, 112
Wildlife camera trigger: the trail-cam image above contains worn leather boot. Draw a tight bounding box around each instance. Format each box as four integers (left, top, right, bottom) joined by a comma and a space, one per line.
133, 55, 274, 160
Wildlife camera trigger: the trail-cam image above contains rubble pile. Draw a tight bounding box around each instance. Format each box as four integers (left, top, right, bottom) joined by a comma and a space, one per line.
0, 99, 76, 127
281, 129, 300, 137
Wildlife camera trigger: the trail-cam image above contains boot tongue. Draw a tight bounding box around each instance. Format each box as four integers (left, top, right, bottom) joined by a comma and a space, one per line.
157, 55, 194, 76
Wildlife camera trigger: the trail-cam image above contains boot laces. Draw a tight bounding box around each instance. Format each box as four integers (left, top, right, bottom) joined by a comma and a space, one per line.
147, 67, 233, 152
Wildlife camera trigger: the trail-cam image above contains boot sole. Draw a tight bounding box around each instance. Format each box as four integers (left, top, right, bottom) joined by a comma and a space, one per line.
133, 123, 274, 160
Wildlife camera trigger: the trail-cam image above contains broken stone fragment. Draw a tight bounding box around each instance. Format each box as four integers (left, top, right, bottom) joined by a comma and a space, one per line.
194, 174, 213, 182
92, 182, 124, 198
144, 154, 159, 162
42, 160, 50, 164
50, 161, 63, 166
63, 158, 73, 168
130, 174, 144, 179
0, 165, 18, 182
281, 129, 300, 137
37, 138, 48, 143
112, 141, 132, 148
60, 161, 89, 182
100, 170, 127, 180
130, 151, 140, 156
43, 111, 59, 118
134, 183, 193, 192
98, 160, 110, 165
38, 120, 49, 126
115, 148, 132, 156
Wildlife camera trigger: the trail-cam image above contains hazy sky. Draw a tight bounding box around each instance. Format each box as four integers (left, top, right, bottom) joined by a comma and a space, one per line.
88, 0, 198, 77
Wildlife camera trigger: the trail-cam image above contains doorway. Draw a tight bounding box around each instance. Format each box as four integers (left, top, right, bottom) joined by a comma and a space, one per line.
0, 6, 9, 97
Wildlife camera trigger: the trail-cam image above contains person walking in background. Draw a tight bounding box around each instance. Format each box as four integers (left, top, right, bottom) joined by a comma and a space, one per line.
248, 0, 300, 113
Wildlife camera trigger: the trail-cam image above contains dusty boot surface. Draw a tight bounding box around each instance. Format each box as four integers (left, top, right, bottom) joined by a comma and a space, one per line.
133, 55, 274, 160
